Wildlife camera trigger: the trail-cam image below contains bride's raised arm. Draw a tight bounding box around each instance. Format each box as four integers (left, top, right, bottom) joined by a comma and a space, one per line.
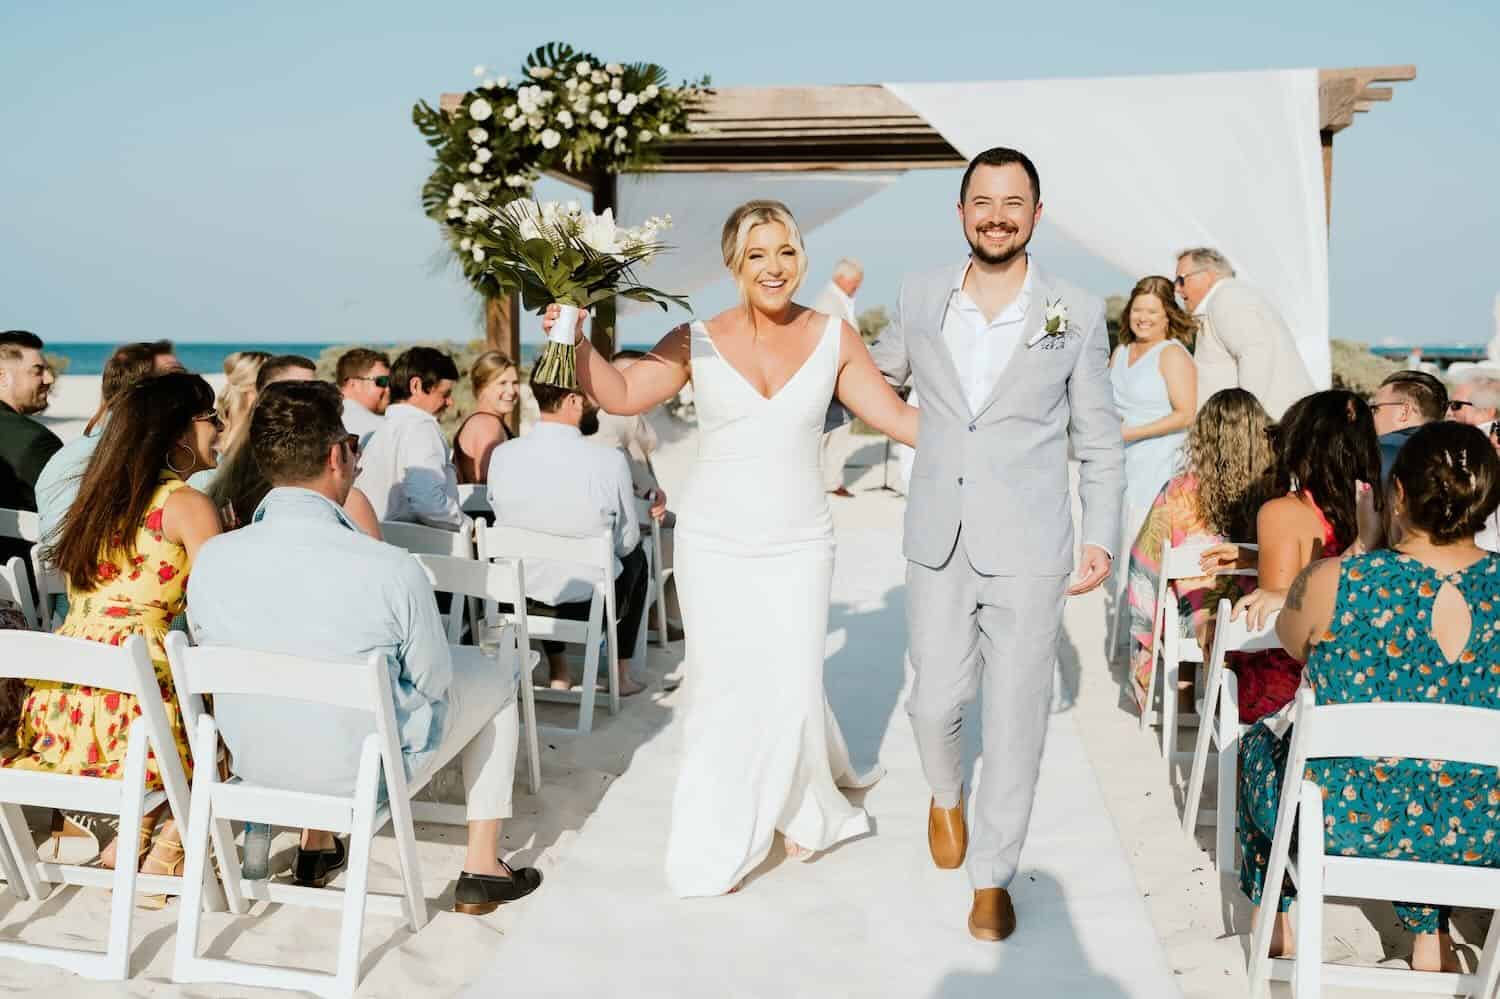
542, 305, 692, 416
832, 321, 918, 448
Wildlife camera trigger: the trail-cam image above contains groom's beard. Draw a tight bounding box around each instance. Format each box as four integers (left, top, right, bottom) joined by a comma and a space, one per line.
967, 224, 1030, 266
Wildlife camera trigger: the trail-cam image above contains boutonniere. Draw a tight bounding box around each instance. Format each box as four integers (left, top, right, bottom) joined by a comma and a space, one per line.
1027, 298, 1071, 349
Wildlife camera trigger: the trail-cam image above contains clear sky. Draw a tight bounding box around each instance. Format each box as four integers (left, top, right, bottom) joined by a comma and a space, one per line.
2, 1, 1495, 348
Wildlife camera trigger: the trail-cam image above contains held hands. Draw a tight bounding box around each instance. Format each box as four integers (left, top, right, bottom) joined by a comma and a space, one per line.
541, 303, 587, 345
1066, 544, 1112, 596
1231, 588, 1284, 631
1198, 543, 1255, 574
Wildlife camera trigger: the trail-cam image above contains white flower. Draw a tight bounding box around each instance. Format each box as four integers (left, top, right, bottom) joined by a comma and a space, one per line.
573, 98, 590, 114
594, 92, 608, 104
589, 109, 609, 129
465, 206, 486, 222
459, 237, 472, 251
556, 109, 574, 127
503, 104, 518, 119
468, 98, 493, 121
452, 182, 469, 197
468, 162, 483, 174
643, 84, 659, 101
528, 66, 553, 80
468, 127, 488, 143
518, 218, 540, 241
579, 208, 621, 254
509, 115, 527, 132
565, 200, 581, 214
617, 94, 638, 114
608, 88, 622, 103
482, 78, 495, 89
610, 76, 622, 90
505, 174, 529, 188
475, 147, 492, 163
495, 76, 508, 88
473, 65, 486, 77
591, 70, 606, 84
472, 246, 485, 261
527, 114, 543, 128
575, 60, 591, 76
577, 80, 591, 95
658, 122, 671, 135
564, 76, 577, 91
539, 128, 561, 149
446, 207, 462, 219
605, 63, 622, 74
1043, 299, 1070, 334
639, 129, 653, 142
615, 125, 628, 138
447, 195, 461, 208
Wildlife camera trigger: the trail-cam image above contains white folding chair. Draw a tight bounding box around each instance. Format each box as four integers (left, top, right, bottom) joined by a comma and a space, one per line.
381, 517, 482, 639
1181, 598, 1282, 872
0, 632, 225, 980
477, 523, 618, 736
457, 483, 491, 516
634, 496, 675, 649
1138, 540, 1258, 770
413, 551, 541, 793
0, 555, 41, 630
0, 507, 40, 545
29, 545, 64, 632
164, 630, 467, 999
1247, 689, 1500, 999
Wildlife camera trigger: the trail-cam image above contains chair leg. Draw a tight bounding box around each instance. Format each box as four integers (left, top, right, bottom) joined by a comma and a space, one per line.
577, 627, 600, 736
0, 831, 27, 899
105, 727, 151, 980
1182, 656, 1224, 837
173, 724, 217, 976
0, 804, 42, 900
384, 765, 428, 934
1162, 646, 1180, 766
520, 655, 541, 794
333, 754, 382, 996
1471, 908, 1500, 999
1139, 644, 1158, 733
1214, 725, 1237, 873
1294, 782, 1323, 999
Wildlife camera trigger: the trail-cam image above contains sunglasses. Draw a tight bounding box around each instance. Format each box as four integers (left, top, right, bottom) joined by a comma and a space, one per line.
353, 374, 391, 388
193, 411, 225, 432
1174, 269, 1209, 288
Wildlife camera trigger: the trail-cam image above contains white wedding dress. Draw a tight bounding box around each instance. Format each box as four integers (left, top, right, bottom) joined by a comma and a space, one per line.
665, 314, 877, 898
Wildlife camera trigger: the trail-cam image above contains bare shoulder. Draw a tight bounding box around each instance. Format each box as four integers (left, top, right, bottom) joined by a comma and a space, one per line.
1159, 339, 1196, 371
1258, 494, 1317, 534
166, 482, 217, 516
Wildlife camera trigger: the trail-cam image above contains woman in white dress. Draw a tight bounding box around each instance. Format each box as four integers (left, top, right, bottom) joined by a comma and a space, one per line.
553, 201, 918, 897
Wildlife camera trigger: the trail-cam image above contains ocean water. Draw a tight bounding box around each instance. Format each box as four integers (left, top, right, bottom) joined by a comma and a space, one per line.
46, 341, 654, 376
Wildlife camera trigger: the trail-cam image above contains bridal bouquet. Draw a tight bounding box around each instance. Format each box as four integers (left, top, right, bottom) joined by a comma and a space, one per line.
454, 196, 687, 387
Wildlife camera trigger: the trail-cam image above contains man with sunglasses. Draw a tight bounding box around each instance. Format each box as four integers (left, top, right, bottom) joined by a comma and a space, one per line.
1369, 369, 1447, 482
1445, 376, 1499, 428
1174, 247, 1312, 419
336, 348, 391, 447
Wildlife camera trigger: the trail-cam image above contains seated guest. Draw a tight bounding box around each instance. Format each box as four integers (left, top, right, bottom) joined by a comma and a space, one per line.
593, 349, 683, 640
0, 330, 62, 564
487, 374, 649, 696
189, 352, 313, 494
356, 347, 464, 530
1446, 375, 1499, 427
337, 348, 391, 446
1123, 389, 1273, 710
187, 381, 541, 907
2, 372, 223, 876
1241, 421, 1499, 972
454, 351, 519, 485
36, 339, 181, 543
1369, 369, 1446, 481
1230, 390, 1384, 722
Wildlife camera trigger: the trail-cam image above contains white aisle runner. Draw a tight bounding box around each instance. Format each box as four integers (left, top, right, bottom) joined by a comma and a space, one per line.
462, 527, 1177, 998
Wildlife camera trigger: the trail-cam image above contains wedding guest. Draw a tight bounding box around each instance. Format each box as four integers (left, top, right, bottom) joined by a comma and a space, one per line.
337, 348, 391, 446
1110, 275, 1198, 539
0, 331, 61, 536
356, 347, 464, 530
188, 381, 541, 906
187, 350, 275, 494
487, 373, 649, 695
594, 350, 683, 641
812, 258, 862, 497
255, 353, 317, 390
1369, 369, 1447, 480
1229, 390, 1384, 722
1174, 248, 1312, 419
36, 339, 182, 543
1446, 375, 1499, 427
2, 372, 223, 877
453, 350, 519, 485
1122, 389, 1273, 710
1242, 421, 1498, 972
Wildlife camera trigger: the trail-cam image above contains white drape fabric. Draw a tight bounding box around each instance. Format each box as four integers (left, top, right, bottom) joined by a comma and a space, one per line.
885, 70, 1330, 386
614, 170, 901, 319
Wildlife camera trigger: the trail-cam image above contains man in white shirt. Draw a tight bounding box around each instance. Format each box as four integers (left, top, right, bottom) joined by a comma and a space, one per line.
337, 348, 390, 446
354, 347, 464, 530
811, 258, 863, 497
1174, 247, 1313, 419
1446, 376, 1500, 427
487, 375, 649, 695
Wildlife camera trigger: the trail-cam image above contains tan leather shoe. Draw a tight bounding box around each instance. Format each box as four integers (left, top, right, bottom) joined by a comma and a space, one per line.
928, 796, 967, 869
968, 887, 1017, 942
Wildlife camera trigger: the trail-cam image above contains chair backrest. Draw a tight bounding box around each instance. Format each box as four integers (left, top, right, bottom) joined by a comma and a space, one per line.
411, 551, 529, 646
1161, 540, 1259, 581
0, 556, 41, 629
1290, 687, 1500, 770
457, 484, 491, 515
477, 523, 612, 577
0, 508, 40, 544
1207, 597, 1283, 663
29, 544, 64, 632
381, 517, 474, 559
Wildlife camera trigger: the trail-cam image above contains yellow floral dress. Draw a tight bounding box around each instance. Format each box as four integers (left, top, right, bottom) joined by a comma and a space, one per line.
2, 474, 195, 789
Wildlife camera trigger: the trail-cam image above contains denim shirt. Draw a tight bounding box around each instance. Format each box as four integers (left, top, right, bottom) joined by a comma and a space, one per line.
186, 486, 452, 794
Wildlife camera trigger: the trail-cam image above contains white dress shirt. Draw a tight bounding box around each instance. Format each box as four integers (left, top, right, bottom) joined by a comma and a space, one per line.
354, 402, 463, 529
342, 398, 384, 447
487, 421, 640, 605
942, 259, 1034, 413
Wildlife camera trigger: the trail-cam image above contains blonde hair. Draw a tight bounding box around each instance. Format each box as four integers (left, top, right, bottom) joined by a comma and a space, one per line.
469, 350, 517, 397
720, 200, 807, 298
217, 350, 271, 457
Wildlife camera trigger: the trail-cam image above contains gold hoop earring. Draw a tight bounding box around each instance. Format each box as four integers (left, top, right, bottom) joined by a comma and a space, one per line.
166, 442, 196, 477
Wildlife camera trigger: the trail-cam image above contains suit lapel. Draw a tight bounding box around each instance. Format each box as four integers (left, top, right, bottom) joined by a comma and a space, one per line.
921, 266, 967, 405
970, 266, 1050, 422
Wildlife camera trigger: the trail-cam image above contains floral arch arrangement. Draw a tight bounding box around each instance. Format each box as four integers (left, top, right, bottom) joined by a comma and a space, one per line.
413, 42, 709, 299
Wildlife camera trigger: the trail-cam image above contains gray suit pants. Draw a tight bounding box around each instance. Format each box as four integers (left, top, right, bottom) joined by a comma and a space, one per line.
906, 528, 1068, 889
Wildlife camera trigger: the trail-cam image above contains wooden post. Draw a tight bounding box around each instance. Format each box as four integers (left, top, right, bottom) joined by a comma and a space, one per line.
590, 168, 618, 358
1320, 130, 1334, 231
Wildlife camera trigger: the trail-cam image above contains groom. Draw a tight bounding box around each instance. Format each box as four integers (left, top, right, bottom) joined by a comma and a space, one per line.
871, 147, 1123, 941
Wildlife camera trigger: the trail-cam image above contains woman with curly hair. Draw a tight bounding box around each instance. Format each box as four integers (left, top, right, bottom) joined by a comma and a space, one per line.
1123, 388, 1275, 710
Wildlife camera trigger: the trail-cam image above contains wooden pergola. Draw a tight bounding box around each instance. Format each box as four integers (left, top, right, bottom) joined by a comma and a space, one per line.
444, 65, 1414, 360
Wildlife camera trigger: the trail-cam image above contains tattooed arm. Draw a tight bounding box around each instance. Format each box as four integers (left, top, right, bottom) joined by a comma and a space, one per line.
1274, 558, 1341, 661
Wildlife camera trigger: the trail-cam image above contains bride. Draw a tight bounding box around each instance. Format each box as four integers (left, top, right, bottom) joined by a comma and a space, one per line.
552, 200, 918, 896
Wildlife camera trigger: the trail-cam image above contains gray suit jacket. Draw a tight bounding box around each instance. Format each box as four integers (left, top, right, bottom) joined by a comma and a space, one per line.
1193, 278, 1313, 420
870, 261, 1124, 576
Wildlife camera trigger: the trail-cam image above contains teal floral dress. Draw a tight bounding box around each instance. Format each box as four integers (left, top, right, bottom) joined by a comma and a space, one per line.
1237, 551, 1500, 933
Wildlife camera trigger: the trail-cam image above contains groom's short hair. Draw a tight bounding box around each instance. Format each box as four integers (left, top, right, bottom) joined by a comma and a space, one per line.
960, 147, 1041, 205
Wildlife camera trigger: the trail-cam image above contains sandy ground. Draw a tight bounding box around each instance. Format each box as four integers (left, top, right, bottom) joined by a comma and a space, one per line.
3, 376, 1487, 997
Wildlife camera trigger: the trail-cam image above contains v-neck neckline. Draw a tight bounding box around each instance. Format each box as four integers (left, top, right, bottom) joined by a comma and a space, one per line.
698, 314, 834, 403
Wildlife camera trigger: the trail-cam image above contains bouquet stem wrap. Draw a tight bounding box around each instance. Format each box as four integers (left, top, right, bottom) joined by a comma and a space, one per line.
534, 303, 583, 389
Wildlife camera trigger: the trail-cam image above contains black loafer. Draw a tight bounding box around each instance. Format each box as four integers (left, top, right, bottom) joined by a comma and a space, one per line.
453, 863, 543, 914
293, 838, 348, 888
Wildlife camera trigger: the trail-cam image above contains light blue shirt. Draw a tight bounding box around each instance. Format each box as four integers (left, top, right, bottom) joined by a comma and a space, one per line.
187, 487, 452, 794
34, 423, 103, 543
